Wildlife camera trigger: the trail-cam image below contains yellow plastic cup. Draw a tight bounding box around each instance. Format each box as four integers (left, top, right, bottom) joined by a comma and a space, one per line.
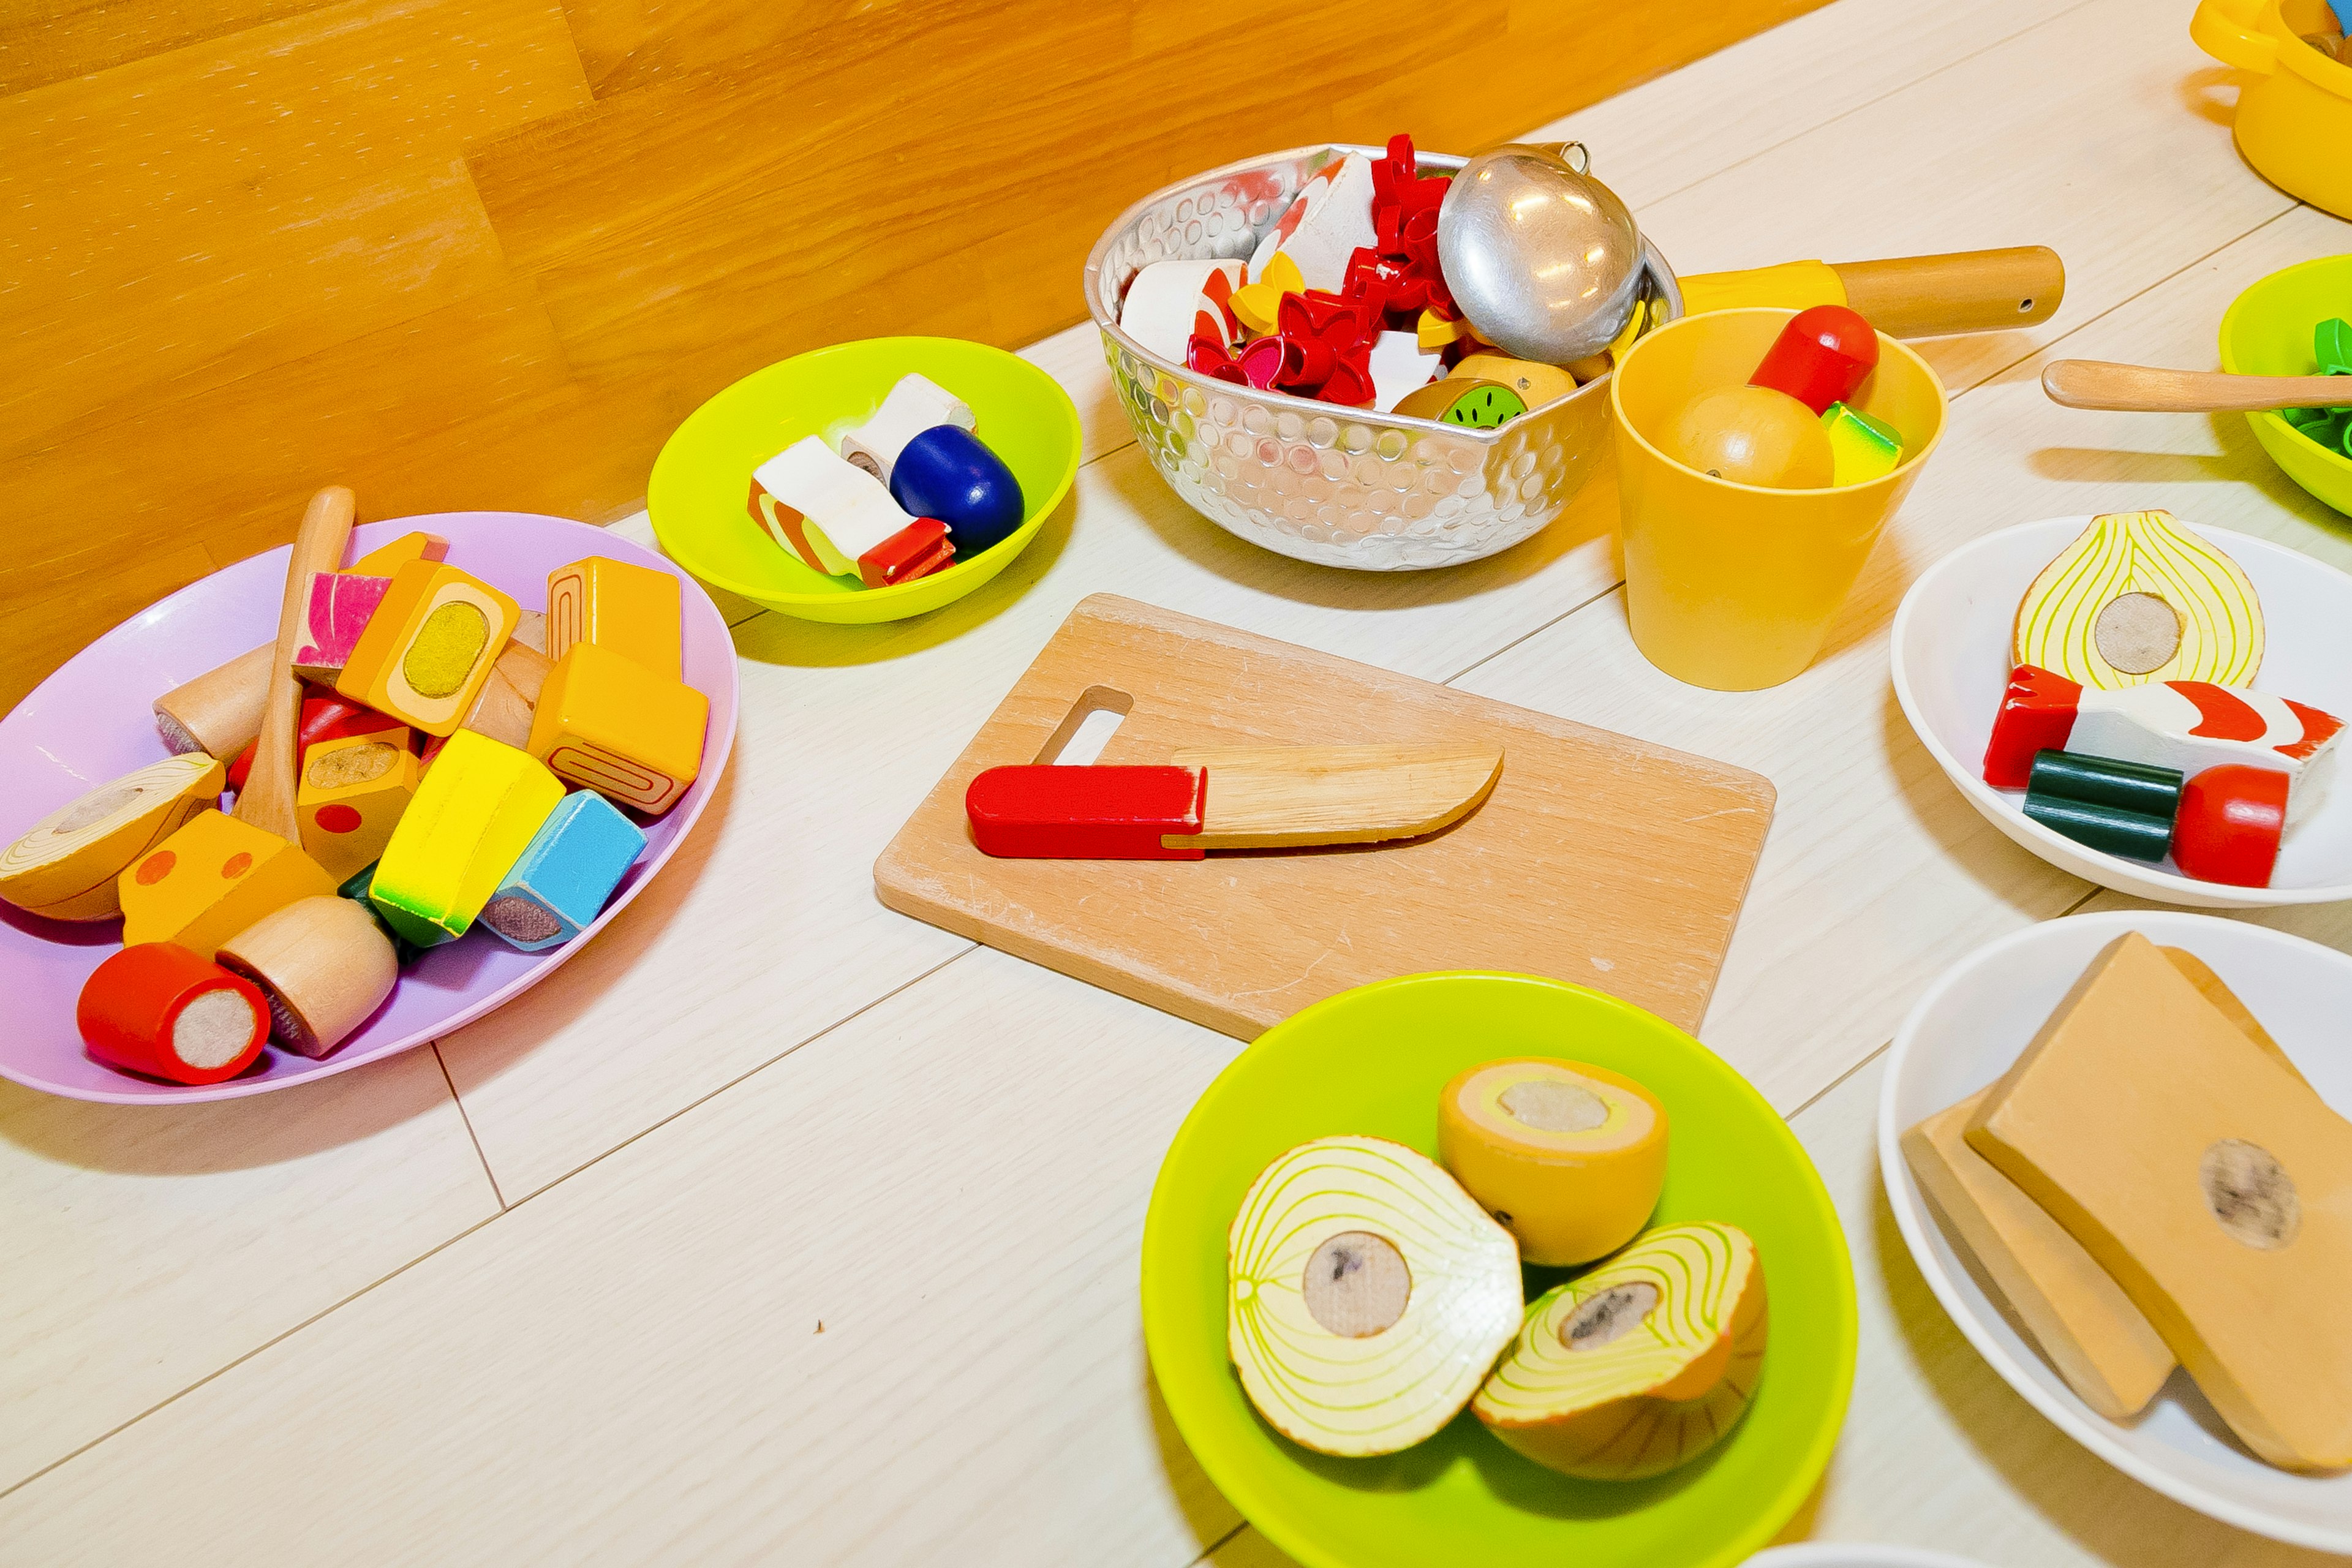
2193, 0, 2352, 221
1610, 308, 1946, 691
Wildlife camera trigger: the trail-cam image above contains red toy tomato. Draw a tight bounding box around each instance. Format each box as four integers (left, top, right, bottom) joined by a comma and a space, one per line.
1751, 304, 1880, 415
2173, 764, 2288, 887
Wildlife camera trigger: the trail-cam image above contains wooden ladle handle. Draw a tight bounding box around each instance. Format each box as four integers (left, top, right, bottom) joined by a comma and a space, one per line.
1833, 246, 2065, 336
2042, 360, 2351, 413
234, 486, 356, 842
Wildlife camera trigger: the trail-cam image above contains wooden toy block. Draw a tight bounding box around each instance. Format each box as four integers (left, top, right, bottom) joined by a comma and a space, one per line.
748, 435, 956, 585
290, 570, 393, 683
1448, 353, 1575, 410
117, 808, 337, 960
369, 729, 564, 947
449, 637, 552, 752
154, 643, 274, 759
1984, 665, 2339, 819
241, 486, 357, 843
888, 426, 1023, 557
1116, 258, 1246, 363
546, 556, 683, 682
838, 373, 978, 484
297, 732, 421, 882
334, 559, 521, 737
216, 895, 398, 1058
2174, 764, 2288, 887
77, 942, 269, 1086
1967, 931, 2352, 1470
228, 693, 409, 794
1749, 304, 1879, 415
480, 790, 647, 951
2021, 749, 2182, 863
0, 753, 224, 921
511, 608, 547, 654
526, 642, 709, 816
1820, 401, 1904, 486
348, 530, 450, 576
1249, 152, 1377, 294
2013, 511, 2263, 690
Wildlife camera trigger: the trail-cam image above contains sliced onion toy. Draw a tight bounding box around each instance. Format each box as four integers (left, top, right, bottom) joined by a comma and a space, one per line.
1227, 1134, 1522, 1457
1475, 1221, 1766, 1479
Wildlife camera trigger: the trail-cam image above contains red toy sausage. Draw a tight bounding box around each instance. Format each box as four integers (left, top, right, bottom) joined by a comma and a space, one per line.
1751, 305, 1880, 415
78, 942, 270, 1085
2173, 764, 2288, 888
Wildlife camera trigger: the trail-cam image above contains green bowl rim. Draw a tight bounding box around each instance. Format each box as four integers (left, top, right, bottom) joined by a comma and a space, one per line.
1139, 969, 1860, 1568
645, 334, 1084, 609
2217, 254, 2352, 478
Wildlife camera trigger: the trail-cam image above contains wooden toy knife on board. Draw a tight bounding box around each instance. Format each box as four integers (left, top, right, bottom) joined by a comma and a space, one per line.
966, 745, 1504, 859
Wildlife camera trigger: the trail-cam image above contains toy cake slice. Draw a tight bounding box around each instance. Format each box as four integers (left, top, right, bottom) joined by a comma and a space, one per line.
1966, 930, 2352, 1469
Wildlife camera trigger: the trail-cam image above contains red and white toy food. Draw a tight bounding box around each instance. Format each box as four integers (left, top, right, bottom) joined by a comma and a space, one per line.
747, 436, 956, 589
1117, 260, 1245, 366
1250, 153, 1378, 293
77, 941, 270, 1086
837, 374, 976, 486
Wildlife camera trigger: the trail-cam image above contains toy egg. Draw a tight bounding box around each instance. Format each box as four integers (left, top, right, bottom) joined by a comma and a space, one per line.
889, 426, 1025, 556
1659, 384, 1834, 489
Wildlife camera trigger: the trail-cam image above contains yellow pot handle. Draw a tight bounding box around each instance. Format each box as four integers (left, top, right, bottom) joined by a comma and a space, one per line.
2192, 0, 2278, 74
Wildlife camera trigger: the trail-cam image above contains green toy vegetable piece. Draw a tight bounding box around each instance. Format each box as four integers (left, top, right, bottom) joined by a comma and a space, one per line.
1442, 382, 1529, 429
2022, 748, 2181, 862
2022, 794, 2175, 862
2317, 318, 2352, 377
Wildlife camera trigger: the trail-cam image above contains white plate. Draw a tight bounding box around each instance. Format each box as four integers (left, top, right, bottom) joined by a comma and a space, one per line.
1890, 515, 2352, 907
1879, 911, 2352, 1551
1746, 1548, 1991, 1568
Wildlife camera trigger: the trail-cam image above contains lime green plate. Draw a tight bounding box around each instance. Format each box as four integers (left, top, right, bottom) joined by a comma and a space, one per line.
2220, 254, 2352, 519
1140, 972, 1856, 1568
647, 336, 1082, 623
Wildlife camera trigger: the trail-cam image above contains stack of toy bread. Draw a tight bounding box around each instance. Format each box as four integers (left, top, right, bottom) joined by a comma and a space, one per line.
1903, 931, 2352, 1471
0, 488, 710, 1085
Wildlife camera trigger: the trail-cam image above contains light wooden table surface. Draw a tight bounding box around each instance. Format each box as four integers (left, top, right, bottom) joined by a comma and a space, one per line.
6, 0, 2351, 1561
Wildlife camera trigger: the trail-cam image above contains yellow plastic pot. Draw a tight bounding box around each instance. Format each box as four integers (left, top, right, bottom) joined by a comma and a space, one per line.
2193, 0, 2352, 219
1610, 309, 1947, 692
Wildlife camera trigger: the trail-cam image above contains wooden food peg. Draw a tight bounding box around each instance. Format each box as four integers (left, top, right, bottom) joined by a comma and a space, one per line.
0, 754, 225, 921
335, 560, 521, 737
118, 809, 338, 959
237, 486, 358, 843
77, 943, 270, 1086
2041, 361, 2352, 413
215, 895, 398, 1058
154, 644, 276, 759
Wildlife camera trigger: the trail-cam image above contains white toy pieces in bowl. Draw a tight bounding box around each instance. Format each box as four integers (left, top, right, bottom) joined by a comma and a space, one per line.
1891, 513, 2352, 906
1879, 911, 2352, 1553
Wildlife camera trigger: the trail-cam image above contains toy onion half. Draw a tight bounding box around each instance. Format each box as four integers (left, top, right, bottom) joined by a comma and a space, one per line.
1227, 1134, 1523, 1457
1474, 1221, 1766, 1479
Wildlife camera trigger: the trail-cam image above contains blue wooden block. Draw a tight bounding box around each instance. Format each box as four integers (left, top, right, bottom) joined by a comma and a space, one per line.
478, 791, 647, 952
888, 424, 1025, 556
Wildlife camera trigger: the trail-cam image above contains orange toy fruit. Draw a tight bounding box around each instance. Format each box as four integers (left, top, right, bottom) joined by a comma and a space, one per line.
1658, 385, 1834, 489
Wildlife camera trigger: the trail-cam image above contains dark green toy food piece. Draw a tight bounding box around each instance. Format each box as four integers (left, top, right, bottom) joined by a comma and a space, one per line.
2022, 794, 2175, 862
2022, 748, 2182, 862
1442, 383, 1528, 429
2317, 318, 2352, 377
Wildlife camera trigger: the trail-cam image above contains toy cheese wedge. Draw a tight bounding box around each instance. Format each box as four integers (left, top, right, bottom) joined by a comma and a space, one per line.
0, 754, 225, 921
117, 809, 337, 959
1966, 931, 2352, 1470
965, 744, 1503, 859
369, 730, 564, 947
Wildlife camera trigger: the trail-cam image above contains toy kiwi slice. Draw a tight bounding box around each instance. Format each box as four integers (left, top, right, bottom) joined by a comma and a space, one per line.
1393, 378, 1528, 428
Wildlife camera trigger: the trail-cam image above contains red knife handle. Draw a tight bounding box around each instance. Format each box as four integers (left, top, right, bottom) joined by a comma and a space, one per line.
966, 764, 1207, 859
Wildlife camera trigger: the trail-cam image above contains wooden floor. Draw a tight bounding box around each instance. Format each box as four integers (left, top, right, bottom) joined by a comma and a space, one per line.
6, 0, 2352, 1561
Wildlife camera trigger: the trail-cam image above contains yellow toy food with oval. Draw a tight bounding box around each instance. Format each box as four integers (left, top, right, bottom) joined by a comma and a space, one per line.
1227, 1134, 1523, 1458
2012, 509, 2263, 689
1474, 1221, 1766, 1479
1438, 1057, 1668, 1265
0, 753, 224, 921
336, 559, 522, 737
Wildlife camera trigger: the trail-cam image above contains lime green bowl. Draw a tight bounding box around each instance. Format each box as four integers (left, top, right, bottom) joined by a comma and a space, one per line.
1140, 972, 1856, 1568
2219, 254, 2352, 519
647, 337, 1081, 623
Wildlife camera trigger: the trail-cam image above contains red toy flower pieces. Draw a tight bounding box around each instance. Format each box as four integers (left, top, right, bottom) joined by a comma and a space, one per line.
1187, 333, 1249, 386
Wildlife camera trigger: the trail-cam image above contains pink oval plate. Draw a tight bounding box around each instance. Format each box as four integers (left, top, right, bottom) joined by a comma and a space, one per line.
0, 513, 739, 1104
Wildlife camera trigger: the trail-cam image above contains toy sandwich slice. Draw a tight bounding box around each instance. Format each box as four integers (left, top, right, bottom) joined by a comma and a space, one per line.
965, 744, 1502, 859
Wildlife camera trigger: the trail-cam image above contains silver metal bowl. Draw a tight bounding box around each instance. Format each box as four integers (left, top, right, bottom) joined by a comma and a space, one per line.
1084, 144, 1681, 571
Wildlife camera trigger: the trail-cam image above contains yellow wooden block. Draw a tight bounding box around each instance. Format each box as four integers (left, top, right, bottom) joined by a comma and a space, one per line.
298, 733, 422, 883
527, 641, 708, 816
0, 753, 226, 921
371, 730, 564, 946
348, 530, 450, 576
546, 556, 682, 681
116, 809, 336, 959
335, 560, 521, 737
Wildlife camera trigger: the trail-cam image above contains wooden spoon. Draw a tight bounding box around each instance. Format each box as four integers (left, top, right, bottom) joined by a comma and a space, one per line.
234, 486, 356, 842
2042, 360, 2350, 413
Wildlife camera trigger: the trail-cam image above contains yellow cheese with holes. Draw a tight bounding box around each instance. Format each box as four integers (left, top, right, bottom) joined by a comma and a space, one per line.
116, 809, 336, 959
336, 560, 521, 737
0, 754, 224, 921
1966, 931, 2352, 1470
2011, 510, 2264, 689
1438, 1057, 1667, 1265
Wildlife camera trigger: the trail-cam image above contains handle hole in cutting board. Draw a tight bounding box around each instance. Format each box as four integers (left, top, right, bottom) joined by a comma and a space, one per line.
1035, 685, 1133, 766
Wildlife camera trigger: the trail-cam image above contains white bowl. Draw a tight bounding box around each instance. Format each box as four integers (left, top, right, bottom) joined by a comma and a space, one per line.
1745, 1549, 1991, 1568
1890, 515, 2352, 907
1879, 911, 2352, 1552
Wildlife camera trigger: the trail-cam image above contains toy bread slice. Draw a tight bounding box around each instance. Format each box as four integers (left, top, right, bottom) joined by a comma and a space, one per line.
2011, 511, 2263, 690
837, 374, 978, 484
335, 560, 521, 737
1966, 930, 2352, 1470
546, 557, 682, 682
748, 436, 953, 585
118, 809, 337, 959
527, 642, 708, 816
369, 730, 564, 947
0, 753, 225, 921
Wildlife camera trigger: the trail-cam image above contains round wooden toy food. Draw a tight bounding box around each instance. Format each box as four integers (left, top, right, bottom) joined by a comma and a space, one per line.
1474, 1221, 1766, 1480
1437, 1057, 1668, 1265
1226, 1134, 1522, 1457
0, 753, 224, 921
77, 941, 270, 1086
215, 895, 399, 1058
2011, 510, 2264, 689
1658, 385, 1834, 488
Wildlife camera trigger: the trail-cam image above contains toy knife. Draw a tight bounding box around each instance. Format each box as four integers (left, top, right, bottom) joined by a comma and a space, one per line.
966, 745, 1503, 860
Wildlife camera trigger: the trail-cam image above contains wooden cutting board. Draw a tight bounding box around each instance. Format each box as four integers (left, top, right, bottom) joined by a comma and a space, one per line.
875, 596, 1775, 1039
